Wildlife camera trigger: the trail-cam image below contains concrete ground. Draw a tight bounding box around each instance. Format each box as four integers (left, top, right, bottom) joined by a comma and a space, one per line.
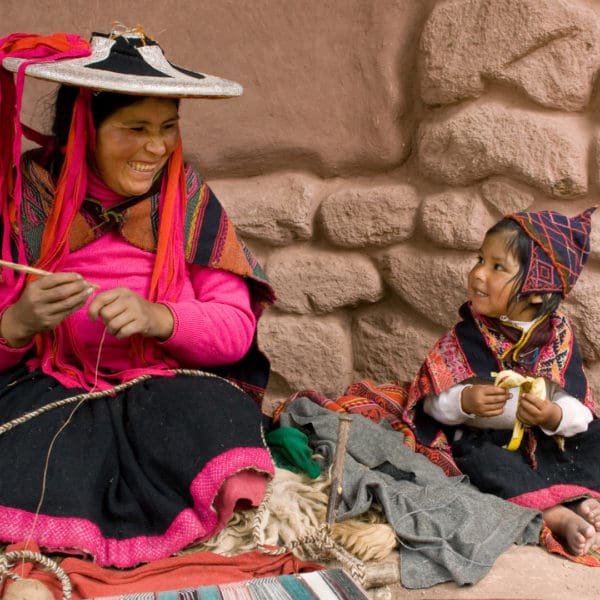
367, 545, 599, 600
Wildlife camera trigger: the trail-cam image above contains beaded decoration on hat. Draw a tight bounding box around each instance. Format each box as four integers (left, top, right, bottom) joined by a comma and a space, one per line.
506, 207, 596, 297
2, 23, 242, 98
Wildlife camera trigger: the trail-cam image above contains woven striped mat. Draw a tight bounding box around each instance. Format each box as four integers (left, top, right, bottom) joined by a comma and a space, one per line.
85, 568, 370, 599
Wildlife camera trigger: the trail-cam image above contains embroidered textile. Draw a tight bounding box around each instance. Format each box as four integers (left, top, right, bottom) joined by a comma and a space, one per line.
506, 207, 595, 296
409, 302, 594, 418
82, 569, 369, 600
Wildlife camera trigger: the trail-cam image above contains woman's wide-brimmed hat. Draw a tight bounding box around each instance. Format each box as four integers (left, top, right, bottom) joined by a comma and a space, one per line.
2, 25, 243, 98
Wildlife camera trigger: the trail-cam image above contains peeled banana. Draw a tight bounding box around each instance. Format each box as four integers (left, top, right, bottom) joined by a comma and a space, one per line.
491, 370, 546, 451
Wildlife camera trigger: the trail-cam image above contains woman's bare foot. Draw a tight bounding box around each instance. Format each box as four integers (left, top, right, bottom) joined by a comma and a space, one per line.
544, 505, 597, 556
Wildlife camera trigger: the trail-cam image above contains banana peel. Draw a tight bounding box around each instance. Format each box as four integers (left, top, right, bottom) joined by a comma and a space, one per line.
491, 370, 546, 451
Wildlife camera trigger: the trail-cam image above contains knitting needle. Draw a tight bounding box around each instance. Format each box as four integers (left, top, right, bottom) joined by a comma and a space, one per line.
0, 259, 99, 289
326, 413, 353, 526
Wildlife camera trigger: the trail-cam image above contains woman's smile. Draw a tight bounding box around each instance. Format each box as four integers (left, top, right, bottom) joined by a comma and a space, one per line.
127, 161, 158, 173
94, 97, 180, 197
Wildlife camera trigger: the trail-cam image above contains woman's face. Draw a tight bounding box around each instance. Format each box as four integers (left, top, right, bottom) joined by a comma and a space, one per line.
467, 231, 539, 321
94, 97, 180, 197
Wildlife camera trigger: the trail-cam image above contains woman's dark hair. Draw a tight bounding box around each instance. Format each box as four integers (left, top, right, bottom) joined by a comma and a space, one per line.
485, 218, 561, 318
52, 85, 179, 148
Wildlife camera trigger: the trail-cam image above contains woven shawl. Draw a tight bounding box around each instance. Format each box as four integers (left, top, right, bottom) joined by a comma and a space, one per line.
409, 302, 593, 407
8, 151, 275, 403
405, 302, 595, 462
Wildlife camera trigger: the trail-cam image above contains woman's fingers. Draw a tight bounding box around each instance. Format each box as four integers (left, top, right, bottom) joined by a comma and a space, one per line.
89, 288, 146, 337
88, 289, 124, 321
29, 273, 92, 307
13, 274, 94, 333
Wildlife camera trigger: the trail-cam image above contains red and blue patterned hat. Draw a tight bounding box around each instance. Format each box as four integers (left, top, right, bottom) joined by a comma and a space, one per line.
506, 207, 596, 297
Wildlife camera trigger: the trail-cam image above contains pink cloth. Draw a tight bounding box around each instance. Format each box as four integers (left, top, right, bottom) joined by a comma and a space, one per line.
213, 470, 270, 531
0, 232, 256, 380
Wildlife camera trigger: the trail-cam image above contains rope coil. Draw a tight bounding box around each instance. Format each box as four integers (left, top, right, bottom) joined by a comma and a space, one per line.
0, 369, 234, 437
251, 480, 368, 586
0, 550, 71, 600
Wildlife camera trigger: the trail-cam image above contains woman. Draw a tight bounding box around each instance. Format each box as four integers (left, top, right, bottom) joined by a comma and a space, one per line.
0, 27, 275, 568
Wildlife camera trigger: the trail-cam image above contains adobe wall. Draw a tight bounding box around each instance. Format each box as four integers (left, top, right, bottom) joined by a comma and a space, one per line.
3, 0, 600, 413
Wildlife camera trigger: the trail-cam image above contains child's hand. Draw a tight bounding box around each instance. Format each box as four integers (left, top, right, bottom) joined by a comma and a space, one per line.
518, 391, 562, 431
461, 384, 511, 417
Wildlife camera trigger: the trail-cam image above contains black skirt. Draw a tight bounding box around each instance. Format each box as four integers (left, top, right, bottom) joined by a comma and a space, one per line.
0, 365, 274, 567
451, 420, 600, 509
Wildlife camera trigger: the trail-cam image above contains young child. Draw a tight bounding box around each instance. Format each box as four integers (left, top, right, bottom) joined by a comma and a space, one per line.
408, 208, 600, 557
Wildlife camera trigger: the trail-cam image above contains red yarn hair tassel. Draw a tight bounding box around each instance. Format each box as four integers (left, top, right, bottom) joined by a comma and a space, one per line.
36, 88, 92, 273
149, 138, 187, 303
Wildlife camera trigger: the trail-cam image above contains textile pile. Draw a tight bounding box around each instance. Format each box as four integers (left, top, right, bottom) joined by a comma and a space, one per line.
0, 466, 398, 599
185, 466, 397, 564
277, 396, 543, 589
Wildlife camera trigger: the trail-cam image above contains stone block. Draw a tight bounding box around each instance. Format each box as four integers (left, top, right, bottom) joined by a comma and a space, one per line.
352, 303, 442, 384
379, 245, 473, 329
258, 312, 353, 397
420, 189, 496, 250
418, 101, 588, 198
420, 0, 600, 111
209, 173, 320, 246
564, 271, 600, 362
480, 178, 535, 216
267, 246, 383, 314
319, 184, 419, 248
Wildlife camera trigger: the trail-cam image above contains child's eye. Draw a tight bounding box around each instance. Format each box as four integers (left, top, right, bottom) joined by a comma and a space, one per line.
494, 263, 505, 271
129, 126, 145, 133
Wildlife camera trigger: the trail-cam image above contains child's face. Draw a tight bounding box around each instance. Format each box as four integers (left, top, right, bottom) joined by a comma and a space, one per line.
467, 231, 539, 321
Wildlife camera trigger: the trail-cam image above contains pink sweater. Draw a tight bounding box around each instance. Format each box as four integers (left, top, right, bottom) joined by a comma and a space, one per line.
0, 232, 256, 384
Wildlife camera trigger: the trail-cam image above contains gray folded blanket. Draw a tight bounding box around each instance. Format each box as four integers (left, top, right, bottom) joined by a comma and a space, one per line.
279, 396, 543, 589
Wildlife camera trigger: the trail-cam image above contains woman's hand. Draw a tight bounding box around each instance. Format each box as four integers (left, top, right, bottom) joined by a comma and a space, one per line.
518, 392, 562, 431
88, 287, 174, 340
0, 273, 94, 347
461, 384, 511, 417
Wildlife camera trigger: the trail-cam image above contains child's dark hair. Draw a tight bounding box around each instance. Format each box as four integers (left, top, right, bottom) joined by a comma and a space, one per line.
486, 218, 561, 318
52, 85, 180, 148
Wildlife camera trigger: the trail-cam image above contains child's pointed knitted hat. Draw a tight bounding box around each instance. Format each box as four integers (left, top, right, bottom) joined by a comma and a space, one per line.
506, 207, 596, 297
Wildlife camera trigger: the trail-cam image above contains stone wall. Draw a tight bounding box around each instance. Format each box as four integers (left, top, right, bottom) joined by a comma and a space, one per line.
3, 0, 600, 413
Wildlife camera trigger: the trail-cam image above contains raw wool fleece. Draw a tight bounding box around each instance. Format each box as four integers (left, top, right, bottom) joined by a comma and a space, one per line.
184, 467, 397, 563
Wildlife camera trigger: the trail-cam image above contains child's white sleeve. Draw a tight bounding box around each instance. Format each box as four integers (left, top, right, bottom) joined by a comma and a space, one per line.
540, 390, 593, 437
423, 384, 473, 425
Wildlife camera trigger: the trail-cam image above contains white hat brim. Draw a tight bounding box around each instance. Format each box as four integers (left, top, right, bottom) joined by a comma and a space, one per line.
2, 33, 242, 98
